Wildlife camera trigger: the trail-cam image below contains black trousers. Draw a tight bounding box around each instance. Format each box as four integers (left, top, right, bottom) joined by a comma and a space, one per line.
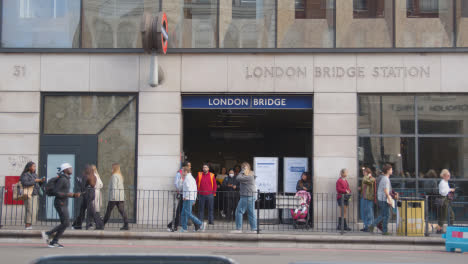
73, 188, 104, 229
103, 201, 128, 225
224, 192, 239, 219
167, 196, 183, 229
49, 199, 69, 243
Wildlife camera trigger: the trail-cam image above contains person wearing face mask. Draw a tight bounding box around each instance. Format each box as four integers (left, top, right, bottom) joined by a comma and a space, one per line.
222, 169, 239, 221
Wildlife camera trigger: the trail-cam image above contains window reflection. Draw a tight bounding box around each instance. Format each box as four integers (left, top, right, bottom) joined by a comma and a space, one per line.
295, 0, 327, 19
1, 0, 81, 48
353, 0, 385, 18
407, 0, 439, 18
417, 95, 468, 134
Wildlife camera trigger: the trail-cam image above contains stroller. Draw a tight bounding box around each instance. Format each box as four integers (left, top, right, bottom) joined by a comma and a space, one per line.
290, 190, 311, 229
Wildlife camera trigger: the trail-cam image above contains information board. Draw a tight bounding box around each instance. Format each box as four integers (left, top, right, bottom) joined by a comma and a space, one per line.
283, 157, 309, 193
182, 95, 313, 109
253, 157, 278, 193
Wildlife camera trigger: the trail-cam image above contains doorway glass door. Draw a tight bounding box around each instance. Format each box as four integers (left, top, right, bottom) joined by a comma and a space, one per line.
45, 154, 75, 219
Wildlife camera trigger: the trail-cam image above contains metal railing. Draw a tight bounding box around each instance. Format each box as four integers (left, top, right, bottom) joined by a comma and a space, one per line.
0, 186, 466, 235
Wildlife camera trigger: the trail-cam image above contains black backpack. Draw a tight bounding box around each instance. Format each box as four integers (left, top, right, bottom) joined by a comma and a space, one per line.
45, 176, 59, 196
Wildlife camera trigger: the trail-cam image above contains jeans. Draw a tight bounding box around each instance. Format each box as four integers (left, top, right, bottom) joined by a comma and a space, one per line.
181, 200, 202, 231
198, 194, 214, 223
373, 201, 389, 233
361, 198, 374, 229
48, 199, 70, 243
73, 188, 104, 229
235, 196, 257, 231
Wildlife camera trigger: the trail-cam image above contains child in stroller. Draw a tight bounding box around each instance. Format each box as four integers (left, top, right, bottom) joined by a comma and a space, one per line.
290, 190, 311, 229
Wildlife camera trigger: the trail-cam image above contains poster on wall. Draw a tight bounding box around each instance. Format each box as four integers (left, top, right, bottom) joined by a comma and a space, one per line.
283, 157, 309, 193
253, 157, 278, 193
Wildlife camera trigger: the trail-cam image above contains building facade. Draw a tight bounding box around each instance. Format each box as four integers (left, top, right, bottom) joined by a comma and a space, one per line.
1, 0, 468, 222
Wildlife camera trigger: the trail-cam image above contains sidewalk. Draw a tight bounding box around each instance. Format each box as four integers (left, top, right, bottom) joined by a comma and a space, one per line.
0, 229, 444, 246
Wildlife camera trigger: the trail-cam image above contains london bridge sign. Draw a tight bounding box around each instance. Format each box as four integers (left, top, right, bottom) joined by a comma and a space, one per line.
245, 66, 431, 79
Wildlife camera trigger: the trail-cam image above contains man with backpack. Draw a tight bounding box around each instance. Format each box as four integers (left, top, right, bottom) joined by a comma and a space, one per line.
41, 163, 81, 248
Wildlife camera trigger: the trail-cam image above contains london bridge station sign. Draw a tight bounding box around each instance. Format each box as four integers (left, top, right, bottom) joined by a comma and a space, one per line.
245, 66, 431, 79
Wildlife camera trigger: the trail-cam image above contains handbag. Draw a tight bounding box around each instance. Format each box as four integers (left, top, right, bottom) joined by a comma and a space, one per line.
343, 194, 352, 201
12, 181, 33, 201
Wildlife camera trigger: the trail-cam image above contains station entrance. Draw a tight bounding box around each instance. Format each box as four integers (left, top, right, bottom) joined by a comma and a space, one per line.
182, 95, 313, 193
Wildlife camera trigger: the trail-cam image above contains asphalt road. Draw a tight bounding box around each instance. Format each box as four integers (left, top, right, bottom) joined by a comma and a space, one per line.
0, 237, 466, 264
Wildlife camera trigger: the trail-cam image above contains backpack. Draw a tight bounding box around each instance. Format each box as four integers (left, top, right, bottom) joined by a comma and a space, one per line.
45, 176, 59, 196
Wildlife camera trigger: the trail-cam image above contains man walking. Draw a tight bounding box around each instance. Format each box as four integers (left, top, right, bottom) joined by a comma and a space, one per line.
167, 161, 191, 232
369, 164, 393, 235
41, 163, 81, 248
196, 164, 217, 225
178, 166, 204, 232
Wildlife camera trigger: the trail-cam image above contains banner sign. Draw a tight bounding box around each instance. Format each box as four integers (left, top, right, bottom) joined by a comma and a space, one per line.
182, 95, 312, 109
254, 157, 278, 193
283, 158, 309, 193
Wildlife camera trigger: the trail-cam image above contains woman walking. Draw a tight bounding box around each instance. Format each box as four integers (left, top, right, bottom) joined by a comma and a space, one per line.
436, 169, 455, 234
231, 162, 257, 233
336, 168, 351, 231
103, 163, 129, 230
20, 162, 45, 230
92, 165, 104, 218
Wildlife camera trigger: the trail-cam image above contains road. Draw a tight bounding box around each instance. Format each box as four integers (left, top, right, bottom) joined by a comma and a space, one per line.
0, 237, 466, 264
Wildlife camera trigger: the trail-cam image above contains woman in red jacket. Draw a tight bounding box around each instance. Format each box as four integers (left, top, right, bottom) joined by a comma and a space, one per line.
336, 168, 351, 231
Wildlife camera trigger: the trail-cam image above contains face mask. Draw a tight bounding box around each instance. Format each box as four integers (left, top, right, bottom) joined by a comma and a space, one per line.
229, 174, 234, 177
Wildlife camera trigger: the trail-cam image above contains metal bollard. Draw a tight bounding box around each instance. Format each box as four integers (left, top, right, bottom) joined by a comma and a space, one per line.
257, 190, 260, 234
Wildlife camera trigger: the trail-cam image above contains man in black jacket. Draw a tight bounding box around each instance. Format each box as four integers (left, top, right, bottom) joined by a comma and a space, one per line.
222, 169, 240, 220
41, 163, 81, 248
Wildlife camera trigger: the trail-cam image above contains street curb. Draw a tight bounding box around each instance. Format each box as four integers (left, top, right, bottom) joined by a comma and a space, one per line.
0, 230, 444, 246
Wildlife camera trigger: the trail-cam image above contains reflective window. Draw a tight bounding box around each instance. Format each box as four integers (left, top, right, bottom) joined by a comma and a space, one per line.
417, 95, 468, 134
220, 0, 276, 48
1, 0, 81, 48
278, 0, 334, 48
295, 0, 327, 19
407, 0, 439, 18
464, 1, 468, 17
358, 95, 415, 135
166, 0, 217, 48
353, 0, 385, 18
81, 0, 158, 48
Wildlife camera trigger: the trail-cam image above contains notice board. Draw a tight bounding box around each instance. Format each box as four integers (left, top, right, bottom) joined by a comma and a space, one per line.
283, 158, 309, 193
4, 176, 24, 205
253, 157, 278, 193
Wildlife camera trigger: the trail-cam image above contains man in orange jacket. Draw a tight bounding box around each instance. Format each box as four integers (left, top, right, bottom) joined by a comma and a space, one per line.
196, 164, 217, 225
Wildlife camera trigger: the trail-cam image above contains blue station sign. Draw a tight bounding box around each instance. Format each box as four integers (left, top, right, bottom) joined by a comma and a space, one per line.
182, 95, 313, 109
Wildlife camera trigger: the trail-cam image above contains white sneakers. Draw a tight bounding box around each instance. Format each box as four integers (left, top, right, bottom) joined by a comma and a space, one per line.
25, 226, 32, 230
230, 230, 242, 234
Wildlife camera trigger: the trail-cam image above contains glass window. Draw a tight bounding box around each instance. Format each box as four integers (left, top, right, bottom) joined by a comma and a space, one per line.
419, 138, 468, 180
82, 0, 159, 48
358, 95, 415, 135
165, 0, 218, 48
353, 0, 385, 18
358, 137, 416, 187
220, 0, 276, 48
295, 0, 327, 19
417, 95, 468, 134
407, 0, 439, 18
463, 1, 468, 17
1, 0, 81, 48
278, 0, 334, 48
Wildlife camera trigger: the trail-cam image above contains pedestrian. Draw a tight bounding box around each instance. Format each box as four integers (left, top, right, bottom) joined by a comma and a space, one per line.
167, 161, 191, 232
369, 164, 393, 235
73, 165, 104, 230
336, 168, 352, 231
222, 168, 239, 220
41, 163, 81, 248
20, 161, 45, 230
71, 166, 91, 230
103, 163, 129, 230
196, 163, 217, 225
360, 167, 375, 232
231, 162, 257, 233
178, 166, 204, 232
296, 172, 312, 192
92, 165, 104, 220
436, 169, 455, 234
216, 167, 228, 217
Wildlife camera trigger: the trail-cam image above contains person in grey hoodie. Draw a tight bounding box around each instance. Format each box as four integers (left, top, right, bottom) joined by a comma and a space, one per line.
20, 161, 45, 229
232, 162, 257, 233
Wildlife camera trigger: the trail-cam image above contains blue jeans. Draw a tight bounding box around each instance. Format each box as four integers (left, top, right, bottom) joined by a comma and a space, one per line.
198, 194, 214, 223
181, 200, 202, 231
235, 196, 257, 231
373, 201, 389, 232
361, 198, 374, 229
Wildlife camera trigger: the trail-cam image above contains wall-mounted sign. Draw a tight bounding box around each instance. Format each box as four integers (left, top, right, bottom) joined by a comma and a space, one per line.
182, 95, 313, 109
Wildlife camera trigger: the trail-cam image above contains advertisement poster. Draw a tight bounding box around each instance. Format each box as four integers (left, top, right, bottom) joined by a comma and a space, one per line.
283, 157, 309, 193
253, 157, 278, 193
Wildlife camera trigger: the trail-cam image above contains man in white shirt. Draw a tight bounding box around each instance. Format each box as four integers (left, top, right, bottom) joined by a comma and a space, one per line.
369, 164, 393, 235
436, 169, 455, 234
167, 161, 191, 232
178, 166, 205, 232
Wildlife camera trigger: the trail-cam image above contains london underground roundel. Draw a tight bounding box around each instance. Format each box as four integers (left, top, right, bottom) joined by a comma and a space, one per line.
160, 12, 168, 54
